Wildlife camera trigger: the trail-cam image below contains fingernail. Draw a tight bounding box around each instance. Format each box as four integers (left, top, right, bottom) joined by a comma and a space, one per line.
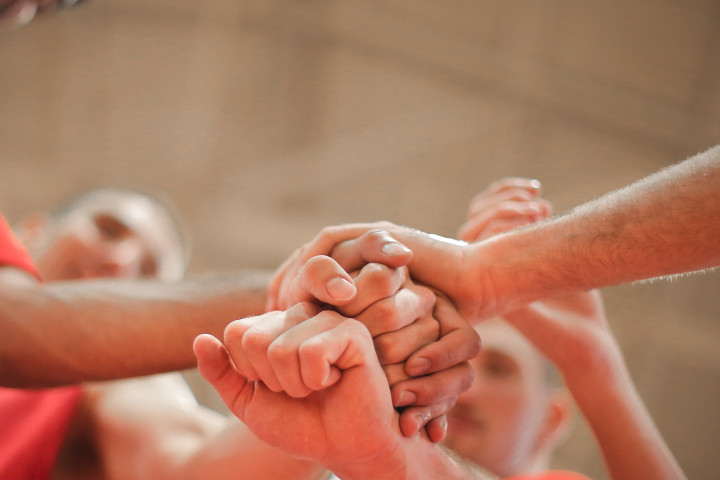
529, 179, 541, 190
395, 390, 417, 407
326, 277, 355, 301
406, 357, 431, 376
381, 241, 411, 256
415, 412, 429, 431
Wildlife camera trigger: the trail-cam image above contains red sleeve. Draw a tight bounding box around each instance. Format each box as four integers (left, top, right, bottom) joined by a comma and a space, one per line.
504, 472, 592, 480
0, 214, 40, 280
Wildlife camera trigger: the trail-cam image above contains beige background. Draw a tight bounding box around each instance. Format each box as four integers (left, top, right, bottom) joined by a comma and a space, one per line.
1, 1, 719, 479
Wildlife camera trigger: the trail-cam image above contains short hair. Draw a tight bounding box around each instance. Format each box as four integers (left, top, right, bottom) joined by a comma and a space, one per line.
51, 188, 192, 273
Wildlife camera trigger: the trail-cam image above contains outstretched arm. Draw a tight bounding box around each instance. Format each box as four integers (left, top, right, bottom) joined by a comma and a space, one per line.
268, 144, 720, 323
0, 270, 270, 387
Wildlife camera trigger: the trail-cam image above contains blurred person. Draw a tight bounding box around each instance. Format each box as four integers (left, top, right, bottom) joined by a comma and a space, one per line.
247, 178, 687, 480
2, 188, 472, 479
0, 188, 272, 388
444, 179, 685, 480
0, 191, 473, 417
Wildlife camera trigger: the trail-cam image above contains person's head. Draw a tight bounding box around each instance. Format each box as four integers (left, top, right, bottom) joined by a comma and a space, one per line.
18, 188, 188, 282
444, 319, 572, 477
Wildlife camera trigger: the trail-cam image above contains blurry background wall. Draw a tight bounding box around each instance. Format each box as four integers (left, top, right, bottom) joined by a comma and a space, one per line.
1, 1, 719, 478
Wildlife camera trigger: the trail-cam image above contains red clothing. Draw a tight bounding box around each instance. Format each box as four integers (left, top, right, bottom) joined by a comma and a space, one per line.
0, 213, 83, 479
0, 214, 40, 279
0, 387, 83, 479
506, 472, 592, 480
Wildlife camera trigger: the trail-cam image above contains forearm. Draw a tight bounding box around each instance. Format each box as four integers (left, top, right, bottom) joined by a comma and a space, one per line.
330, 436, 497, 480
471, 145, 720, 318
91, 376, 324, 480
0, 271, 269, 387
563, 344, 686, 480
174, 420, 326, 480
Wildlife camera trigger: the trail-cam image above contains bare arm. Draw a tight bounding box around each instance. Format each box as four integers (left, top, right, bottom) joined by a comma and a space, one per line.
271, 144, 720, 323
0, 270, 269, 388
84, 373, 325, 480
474, 144, 720, 317
504, 293, 686, 480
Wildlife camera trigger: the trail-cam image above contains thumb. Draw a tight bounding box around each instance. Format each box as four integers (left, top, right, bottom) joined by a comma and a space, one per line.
194, 334, 253, 418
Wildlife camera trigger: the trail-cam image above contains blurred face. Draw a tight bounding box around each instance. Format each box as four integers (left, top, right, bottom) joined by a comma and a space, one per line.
28, 191, 185, 282
443, 320, 552, 477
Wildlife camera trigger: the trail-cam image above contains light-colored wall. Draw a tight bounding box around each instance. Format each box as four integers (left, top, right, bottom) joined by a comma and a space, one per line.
1, 1, 718, 479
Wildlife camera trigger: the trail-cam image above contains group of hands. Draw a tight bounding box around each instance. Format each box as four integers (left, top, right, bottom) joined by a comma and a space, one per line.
193, 178, 613, 473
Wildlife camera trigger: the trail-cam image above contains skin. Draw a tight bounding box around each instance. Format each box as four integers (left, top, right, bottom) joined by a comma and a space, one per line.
28, 189, 320, 480
194, 302, 496, 480
1, 188, 469, 478
444, 320, 570, 478
268, 144, 720, 324
448, 180, 687, 480
267, 176, 689, 480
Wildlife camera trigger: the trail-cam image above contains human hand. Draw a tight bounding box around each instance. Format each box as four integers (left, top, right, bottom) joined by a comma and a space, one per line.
193, 304, 406, 474
458, 177, 552, 242
269, 225, 484, 322
371, 292, 479, 441
267, 228, 413, 311
335, 271, 479, 442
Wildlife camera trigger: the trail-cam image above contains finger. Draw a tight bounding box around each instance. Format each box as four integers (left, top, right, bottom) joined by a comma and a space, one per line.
267, 223, 379, 310
398, 397, 457, 439
382, 362, 410, 388
391, 362, 474, 407
193, 334, 252, 418
345, 270, 436, 337
232, 304, 317, 392
424, 415, 448, 443
267, 309, 348, 397
405, 297, 481, 377
329, 229, 413, 273
467, 187, 541, 219
288, 255, 357, 307
458, 200, 551, 242
297, 314, 375, 391
337, 263, 407, 318
467, 177, 542, 209
373, 312, 439, 364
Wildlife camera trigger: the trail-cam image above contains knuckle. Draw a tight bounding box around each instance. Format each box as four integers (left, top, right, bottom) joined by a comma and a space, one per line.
241, 328, 272, 353
371, 301, 403, 331
298, 340, 325, 365
373, 335, 397, 362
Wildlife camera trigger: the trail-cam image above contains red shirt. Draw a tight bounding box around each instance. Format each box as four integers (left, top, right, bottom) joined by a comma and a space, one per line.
0, 214, 40, 279
0, 214, 83, 479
